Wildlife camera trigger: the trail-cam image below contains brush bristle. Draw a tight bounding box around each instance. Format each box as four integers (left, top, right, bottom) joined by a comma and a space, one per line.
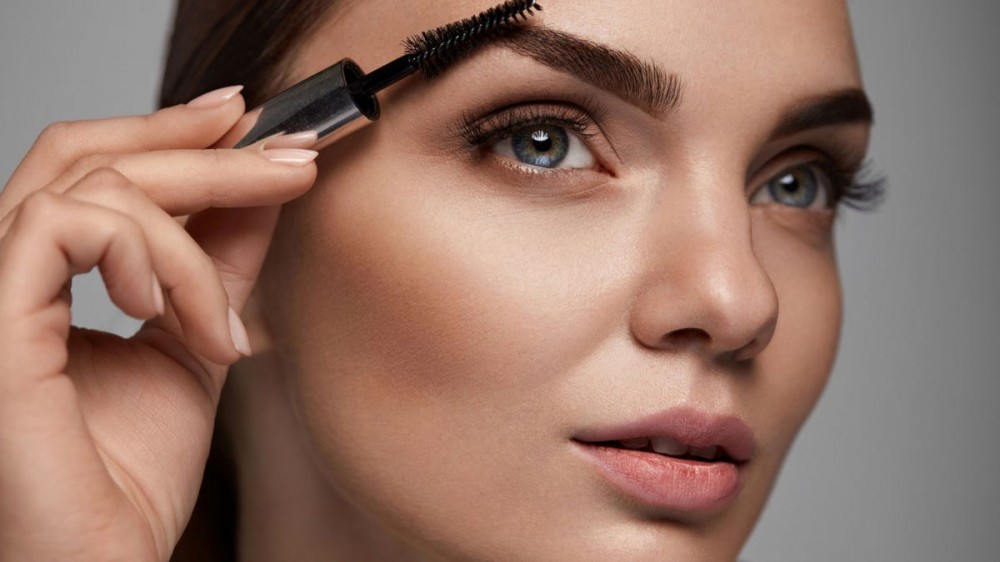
403, 0, 543, 79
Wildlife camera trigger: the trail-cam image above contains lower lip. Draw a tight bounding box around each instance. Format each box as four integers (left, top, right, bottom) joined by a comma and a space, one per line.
573, 441, 745, 513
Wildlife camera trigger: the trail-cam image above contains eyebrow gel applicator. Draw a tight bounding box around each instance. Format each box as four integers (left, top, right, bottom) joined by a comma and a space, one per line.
224, 0, 543, 151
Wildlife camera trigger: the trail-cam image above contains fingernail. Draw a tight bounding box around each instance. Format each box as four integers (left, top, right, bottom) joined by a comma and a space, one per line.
186, 85, 244, 109
228, 306, 252, 357
260, 148, 319, 166
262, 131, 319, 150
151, 274, 165, 316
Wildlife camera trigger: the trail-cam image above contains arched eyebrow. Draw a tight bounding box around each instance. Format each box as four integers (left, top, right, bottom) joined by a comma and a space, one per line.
491, 27, 683, 117
770, 89, 874, 139
485, 27, 872, 135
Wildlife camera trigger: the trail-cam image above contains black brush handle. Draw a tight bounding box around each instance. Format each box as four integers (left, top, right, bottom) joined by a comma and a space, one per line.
349, 55, 417, 99
231, 59, 379, 151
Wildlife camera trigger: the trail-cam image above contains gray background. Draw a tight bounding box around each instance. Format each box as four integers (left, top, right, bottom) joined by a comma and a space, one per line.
1, 1, 997, 560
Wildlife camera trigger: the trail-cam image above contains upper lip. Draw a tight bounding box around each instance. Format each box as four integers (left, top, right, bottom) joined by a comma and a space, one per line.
573, 405, 757, 463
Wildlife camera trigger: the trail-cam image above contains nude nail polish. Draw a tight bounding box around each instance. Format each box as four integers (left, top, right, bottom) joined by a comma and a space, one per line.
259, 148, 319, 166
151, 274, 165, 316
228, 306, 252, 357
261, 131, 320, 150
187, 85, 244, 109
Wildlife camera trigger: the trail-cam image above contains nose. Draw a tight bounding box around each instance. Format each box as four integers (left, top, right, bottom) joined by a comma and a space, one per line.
629, 175, 779, 362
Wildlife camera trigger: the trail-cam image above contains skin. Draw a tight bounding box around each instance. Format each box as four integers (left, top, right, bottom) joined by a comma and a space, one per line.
0, 1, 869, 561
233, 0, 869, 560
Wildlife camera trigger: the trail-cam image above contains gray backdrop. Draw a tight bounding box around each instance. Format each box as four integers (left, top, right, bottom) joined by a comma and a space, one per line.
1, 2, 997, 560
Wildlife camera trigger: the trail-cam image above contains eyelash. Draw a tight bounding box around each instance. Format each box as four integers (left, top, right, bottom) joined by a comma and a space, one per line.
808, 152, 887, 212
456, 102, 603, 149
456, 103, 886, 211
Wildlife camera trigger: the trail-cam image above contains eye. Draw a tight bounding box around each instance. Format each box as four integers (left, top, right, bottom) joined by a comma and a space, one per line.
751, 162, 831, 209
491, 124, 596, 170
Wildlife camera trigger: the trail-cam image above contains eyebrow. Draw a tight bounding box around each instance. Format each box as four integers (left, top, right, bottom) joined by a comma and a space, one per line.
770, 89, 874, 138
492, 27, 683, 117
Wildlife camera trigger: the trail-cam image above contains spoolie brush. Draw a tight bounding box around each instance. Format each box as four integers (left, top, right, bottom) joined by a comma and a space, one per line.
231, 0, 543, 150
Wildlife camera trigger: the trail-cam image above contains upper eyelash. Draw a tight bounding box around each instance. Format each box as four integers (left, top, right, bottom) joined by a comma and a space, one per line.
809, 153, 887, 212
835, 161, 887, 212
455, 101, 606, 148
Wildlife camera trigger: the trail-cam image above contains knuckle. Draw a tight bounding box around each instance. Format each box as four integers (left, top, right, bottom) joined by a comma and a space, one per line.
101, 205, 144, 241
68, 169, 150, 215
69, 153, 121, 179
33, 121, 76, 153
77, 167, 134, 194
16, 191, 62, 227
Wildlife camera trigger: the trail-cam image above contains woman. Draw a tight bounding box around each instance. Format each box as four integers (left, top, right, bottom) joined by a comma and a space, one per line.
0, 0, 882, 560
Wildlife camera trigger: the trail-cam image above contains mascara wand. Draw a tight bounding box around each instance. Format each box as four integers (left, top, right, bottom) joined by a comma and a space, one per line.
231, 0, 543, 150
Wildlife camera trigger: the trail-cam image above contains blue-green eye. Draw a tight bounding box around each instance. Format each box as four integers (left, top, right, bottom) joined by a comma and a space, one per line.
492, 124, 596, 170
752, 163, 831, 209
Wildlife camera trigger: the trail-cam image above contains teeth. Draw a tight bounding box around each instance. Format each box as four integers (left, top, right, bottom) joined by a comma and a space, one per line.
689, 445, 719, 460
650, 436, 688, 456
619, 437, 650, 450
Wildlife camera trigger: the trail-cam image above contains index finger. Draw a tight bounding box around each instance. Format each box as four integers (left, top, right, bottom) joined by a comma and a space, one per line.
2, 86, 246, 211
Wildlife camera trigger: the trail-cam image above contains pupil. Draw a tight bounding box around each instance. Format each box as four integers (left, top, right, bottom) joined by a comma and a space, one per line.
510, 125, 569, 168
779, 174, 800, 194
531, 130, 552, 152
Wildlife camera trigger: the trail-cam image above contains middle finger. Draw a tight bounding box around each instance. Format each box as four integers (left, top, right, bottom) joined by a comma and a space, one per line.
44, 147, 319, 216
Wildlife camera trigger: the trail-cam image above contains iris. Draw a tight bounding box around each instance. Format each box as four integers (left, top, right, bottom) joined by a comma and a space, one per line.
510, 125, 570, 168
767, 165, 821, 208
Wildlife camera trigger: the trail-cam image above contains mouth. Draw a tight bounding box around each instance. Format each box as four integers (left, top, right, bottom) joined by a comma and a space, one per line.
570, 406, 755, 513
584, 436, 741, 465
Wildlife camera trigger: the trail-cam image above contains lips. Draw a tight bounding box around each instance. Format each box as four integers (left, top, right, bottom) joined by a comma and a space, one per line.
573, 406, 756, 463
571, 406, 757, 513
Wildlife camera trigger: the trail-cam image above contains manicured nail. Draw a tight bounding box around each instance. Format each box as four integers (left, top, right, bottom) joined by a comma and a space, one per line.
260, 148, 319, 166
151, 274, 165, 316
228, 306, 252, 357
262, 131, 319, 150
186, 85, 244, 109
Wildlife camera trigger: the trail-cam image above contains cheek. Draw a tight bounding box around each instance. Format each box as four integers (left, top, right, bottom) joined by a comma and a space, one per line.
750, 208, 842, 453
295, 154, 633, 401
266, 139, 643, 544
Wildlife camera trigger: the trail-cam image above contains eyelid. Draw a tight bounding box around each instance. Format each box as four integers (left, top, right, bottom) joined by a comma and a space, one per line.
453, 99, 619, 177
455, 99, 608, 145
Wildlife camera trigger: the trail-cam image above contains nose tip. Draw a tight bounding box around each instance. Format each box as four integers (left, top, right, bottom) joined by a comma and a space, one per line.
632, 266, 778, 361
629, 228, 780, 362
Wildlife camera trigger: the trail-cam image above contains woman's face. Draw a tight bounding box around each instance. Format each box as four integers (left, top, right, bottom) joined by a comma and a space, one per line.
253, 0, 871, 559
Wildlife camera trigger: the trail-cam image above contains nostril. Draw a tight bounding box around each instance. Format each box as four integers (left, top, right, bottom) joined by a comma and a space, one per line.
662, 328, 711, 348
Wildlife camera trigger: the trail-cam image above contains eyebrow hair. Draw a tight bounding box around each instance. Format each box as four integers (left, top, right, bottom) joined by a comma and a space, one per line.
771, 89, 874, 138
492, 27, 683, 117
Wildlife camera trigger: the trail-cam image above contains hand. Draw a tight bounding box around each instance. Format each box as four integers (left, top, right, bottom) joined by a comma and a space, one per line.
0, 86, 318, 561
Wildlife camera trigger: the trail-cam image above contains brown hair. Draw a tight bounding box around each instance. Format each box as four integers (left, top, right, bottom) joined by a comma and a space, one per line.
160, 2, 342, 559
159, 0, 346, 109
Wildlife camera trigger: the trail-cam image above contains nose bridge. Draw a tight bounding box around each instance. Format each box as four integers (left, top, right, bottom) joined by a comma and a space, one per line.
629, 170, 779, 360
